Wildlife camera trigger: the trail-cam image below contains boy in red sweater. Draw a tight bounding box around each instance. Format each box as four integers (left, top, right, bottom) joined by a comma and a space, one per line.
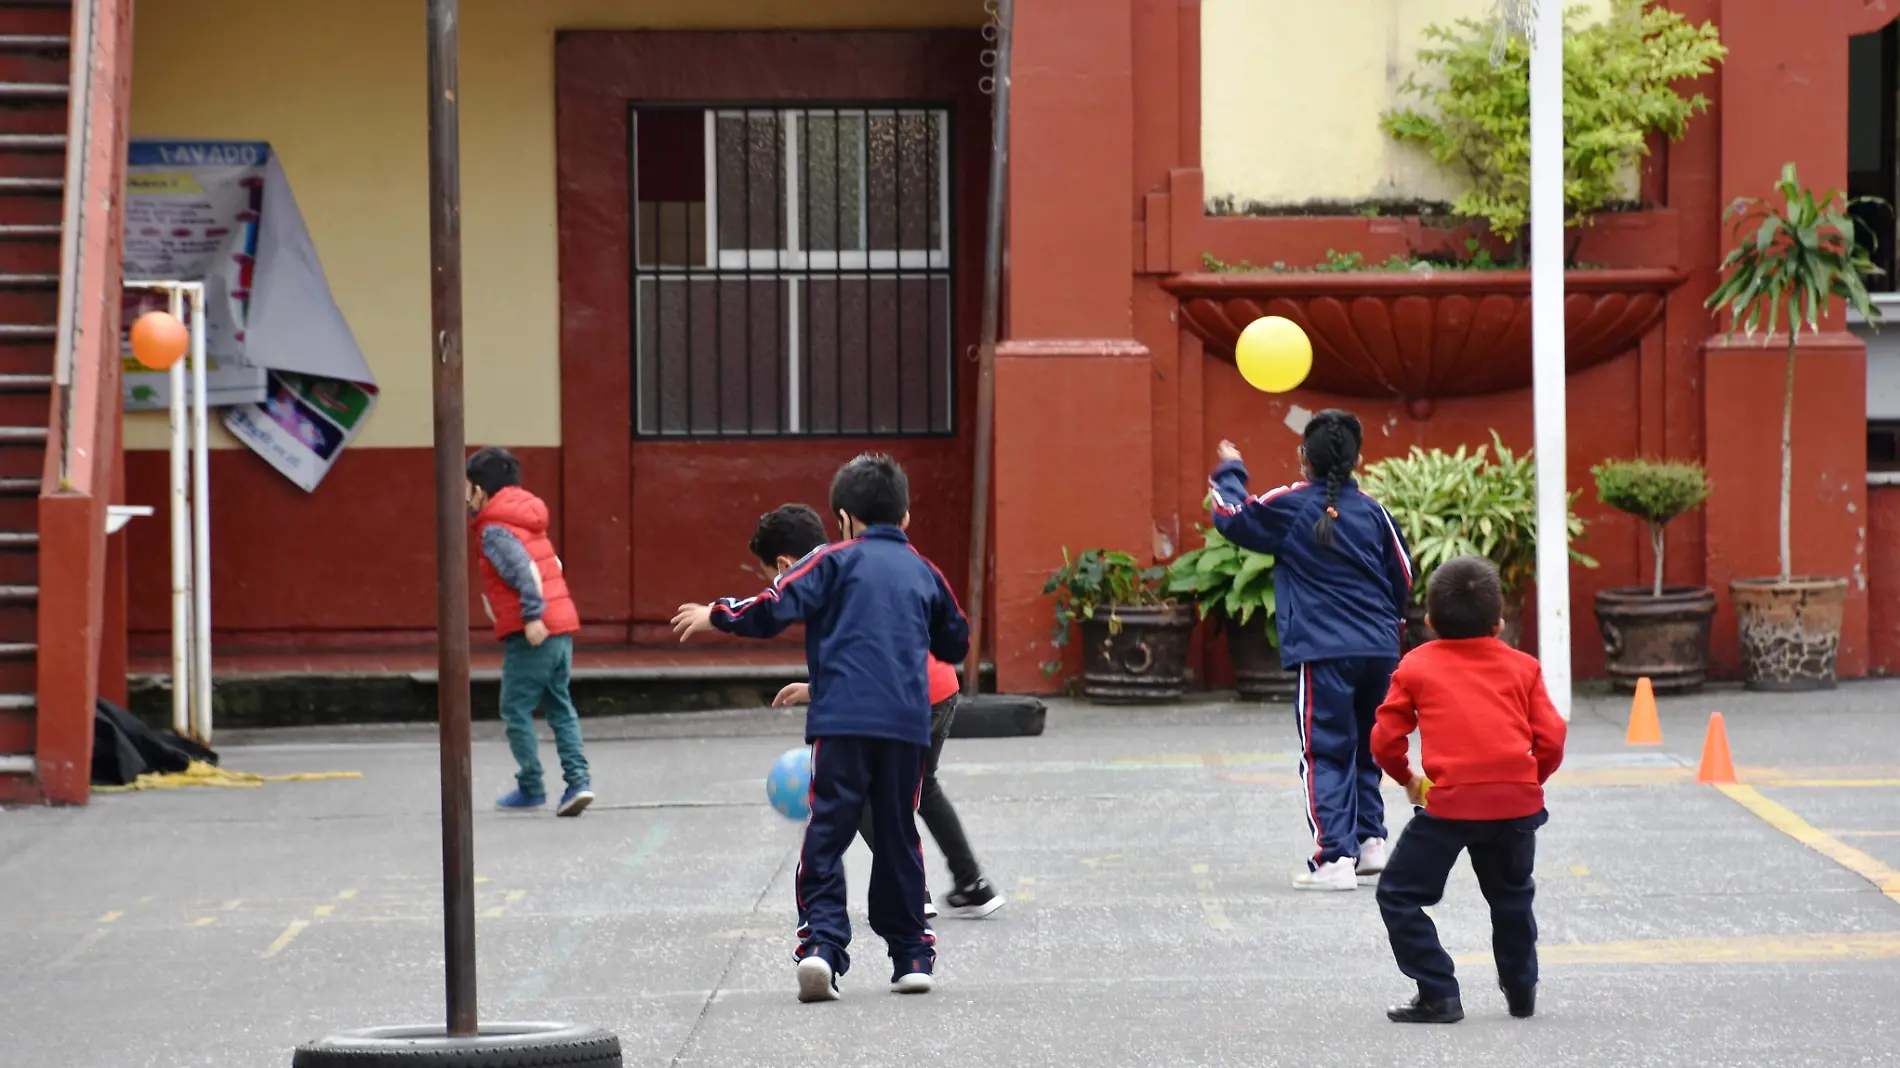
1369, 555, 1566, 1024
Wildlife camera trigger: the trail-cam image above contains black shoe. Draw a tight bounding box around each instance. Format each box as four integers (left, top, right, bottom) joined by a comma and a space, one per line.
1386, 995, 1465, 1024
1503, 985, 1536, 1018
944, 878, 1005, 919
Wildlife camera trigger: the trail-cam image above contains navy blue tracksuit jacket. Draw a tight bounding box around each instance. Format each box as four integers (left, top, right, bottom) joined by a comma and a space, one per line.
1209, 459, 1414, 866
709, 524, 968, 972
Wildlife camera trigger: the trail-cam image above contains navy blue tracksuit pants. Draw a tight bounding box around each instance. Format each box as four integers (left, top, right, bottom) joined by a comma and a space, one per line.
1376, 808, 1547, 1000
795, 735, 932, 977
1294, 656, 1397, 867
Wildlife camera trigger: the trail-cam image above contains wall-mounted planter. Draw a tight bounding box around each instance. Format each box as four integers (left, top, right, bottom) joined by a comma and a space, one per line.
1163, 268, 1684, 414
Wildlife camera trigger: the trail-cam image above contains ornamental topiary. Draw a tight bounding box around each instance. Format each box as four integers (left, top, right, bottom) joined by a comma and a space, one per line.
1381, 0, 1725, 253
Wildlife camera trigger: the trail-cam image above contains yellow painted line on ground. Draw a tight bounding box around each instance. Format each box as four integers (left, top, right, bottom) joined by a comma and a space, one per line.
312, 905, 335, 919
191, 917, 216, 928
261, 920, 309, 959
1837, 830, 1900, 839
222, 899, 243, 911
1016, 876, 1036, 903
337, 889, 358, 901
1716, 784, 1900, 907
1482, 930, 1900, 966
1568, 864, 1591, 877
483, 890, 529, 920
1191, 862, 1233, 931
96, 910, 121, 924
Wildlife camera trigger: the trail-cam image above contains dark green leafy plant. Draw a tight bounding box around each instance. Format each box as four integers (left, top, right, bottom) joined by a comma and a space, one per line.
1382, 0, 1725, 250
1592, 459, 1710, 597
1361, 431, 1596, 601
1041, 548, 1173, 676
1705, 164, 1883, 582
1165, 526, 1277, 645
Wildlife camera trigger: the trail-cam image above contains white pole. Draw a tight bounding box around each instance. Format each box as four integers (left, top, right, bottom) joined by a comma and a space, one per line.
166, 286, 191, 736
187, 284, 214, 745
1529, 0, 1571, 720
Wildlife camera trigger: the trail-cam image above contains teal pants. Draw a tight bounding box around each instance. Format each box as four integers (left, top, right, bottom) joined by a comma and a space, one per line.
500, 633, 589, 797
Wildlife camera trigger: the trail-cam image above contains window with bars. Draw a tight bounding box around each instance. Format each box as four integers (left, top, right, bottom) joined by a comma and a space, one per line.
632, 106, 954, 437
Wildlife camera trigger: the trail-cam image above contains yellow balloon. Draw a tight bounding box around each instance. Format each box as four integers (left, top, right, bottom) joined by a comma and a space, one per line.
1234, 315, 1313, 393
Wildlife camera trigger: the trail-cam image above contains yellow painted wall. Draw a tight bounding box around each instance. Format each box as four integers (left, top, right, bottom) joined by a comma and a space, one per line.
1201, 0, 1610, 209
127, 0, 986, 450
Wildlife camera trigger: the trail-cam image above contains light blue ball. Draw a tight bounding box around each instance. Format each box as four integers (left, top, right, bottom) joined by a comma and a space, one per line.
766, 746, 813, 821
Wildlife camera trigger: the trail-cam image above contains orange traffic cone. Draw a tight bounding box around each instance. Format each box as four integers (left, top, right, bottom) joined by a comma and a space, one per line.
1625, 677, 1662, 745
1696, 711, 1737, 784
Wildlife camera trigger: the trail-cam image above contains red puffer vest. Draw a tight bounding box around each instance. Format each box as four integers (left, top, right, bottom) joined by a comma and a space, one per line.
473, 486, 581, 640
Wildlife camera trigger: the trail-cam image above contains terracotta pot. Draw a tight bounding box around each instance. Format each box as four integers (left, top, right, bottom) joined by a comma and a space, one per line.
1730, 577, 1848, 692
1223, 612, 1297, 702
1593, 586, 1716, 694
1402, 594, 1524, 654
1162, 268, 1683, 409
1077, 604, 1197, 704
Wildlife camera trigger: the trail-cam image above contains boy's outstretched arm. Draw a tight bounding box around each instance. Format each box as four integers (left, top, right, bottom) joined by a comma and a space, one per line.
1527, 669, 1569, 784
1369, 674, 1420, 786
1207, 441, 1301, 555
673, 546, 834, 641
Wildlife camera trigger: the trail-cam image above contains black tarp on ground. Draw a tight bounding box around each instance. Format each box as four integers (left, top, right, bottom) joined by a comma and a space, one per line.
92, 699, 219, 786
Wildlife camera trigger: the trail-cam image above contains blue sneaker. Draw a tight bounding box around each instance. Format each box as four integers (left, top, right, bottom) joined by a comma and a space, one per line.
557, 782, 595, 817
891, 952, 935, 994
496, 787, 546, 810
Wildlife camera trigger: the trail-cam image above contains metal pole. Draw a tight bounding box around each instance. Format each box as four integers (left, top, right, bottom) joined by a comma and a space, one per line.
963, 0, 1012, 696
187, 283, 213, 745
426, 0, 477, 1037
166, 286, 189, 737
1529, 0, 1571, 720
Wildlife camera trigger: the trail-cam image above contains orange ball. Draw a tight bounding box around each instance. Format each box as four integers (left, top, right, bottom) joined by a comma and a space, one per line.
130, 311, 189, 371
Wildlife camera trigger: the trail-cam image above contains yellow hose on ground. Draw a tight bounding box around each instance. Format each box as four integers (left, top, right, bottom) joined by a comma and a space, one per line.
94, 760, 363, 792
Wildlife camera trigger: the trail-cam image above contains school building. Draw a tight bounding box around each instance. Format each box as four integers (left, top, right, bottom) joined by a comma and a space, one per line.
7, 0, 1898, 801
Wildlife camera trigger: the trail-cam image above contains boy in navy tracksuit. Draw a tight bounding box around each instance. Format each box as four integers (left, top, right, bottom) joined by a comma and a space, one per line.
672, 454, 970, 1003
1209, 409, 1414, 891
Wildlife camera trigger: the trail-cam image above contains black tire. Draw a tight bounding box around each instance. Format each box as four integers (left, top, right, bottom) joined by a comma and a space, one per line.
948, 694, 1046, 738
291, 1022, 620, 1068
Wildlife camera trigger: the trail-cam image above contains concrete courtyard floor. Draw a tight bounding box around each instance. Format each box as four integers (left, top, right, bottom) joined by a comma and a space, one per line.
3, 684, 1899, 1067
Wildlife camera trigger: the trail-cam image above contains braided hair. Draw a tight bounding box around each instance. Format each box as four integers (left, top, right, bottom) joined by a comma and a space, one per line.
1303, 409, 1363, 548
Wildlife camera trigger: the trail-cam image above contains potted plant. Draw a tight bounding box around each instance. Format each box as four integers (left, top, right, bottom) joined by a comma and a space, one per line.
1361, 432, 1595, 649
1163, 0, 1721, 412
1590, 459, 1716, 693
1166, 526, 1296, 702
1043, 548, 1196, 704
1704, 164, 1882, 690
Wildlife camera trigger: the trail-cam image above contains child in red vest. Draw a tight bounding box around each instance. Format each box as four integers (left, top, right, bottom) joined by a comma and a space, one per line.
1369, 555, 1566, 1024
466, 446, 593, 817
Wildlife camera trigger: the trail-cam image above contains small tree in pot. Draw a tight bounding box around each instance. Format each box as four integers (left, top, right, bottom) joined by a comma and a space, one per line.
1043, 548, 1195, 704
1591, 459, 1714, 693
1705, 164, 1881, 690
1166, 526, 1295, 702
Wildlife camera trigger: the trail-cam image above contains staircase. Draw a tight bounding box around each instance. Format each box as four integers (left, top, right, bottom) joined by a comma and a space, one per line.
0, 0, 67, 794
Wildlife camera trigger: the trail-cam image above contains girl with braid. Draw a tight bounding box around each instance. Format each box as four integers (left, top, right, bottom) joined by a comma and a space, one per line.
1209, 409, 1414, 891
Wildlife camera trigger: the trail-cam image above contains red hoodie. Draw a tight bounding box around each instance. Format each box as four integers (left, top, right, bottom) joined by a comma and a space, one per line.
1370, 638, 1566, 821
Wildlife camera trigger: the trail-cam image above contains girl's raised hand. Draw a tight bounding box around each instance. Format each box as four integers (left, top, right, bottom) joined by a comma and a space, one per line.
1217, 440, 1243, 464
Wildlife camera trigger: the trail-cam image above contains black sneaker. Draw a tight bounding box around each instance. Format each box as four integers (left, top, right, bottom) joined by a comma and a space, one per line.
891, 953, 935, 994
1503, 984, 1536, 1019
1387, 995, 1465, 1024
944, 878, 1005, 919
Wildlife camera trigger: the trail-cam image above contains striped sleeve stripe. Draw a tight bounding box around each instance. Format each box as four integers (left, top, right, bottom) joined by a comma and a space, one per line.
1210, 479, 1307, 517
712, 539, 856, 619
1378, 505, 1414, 586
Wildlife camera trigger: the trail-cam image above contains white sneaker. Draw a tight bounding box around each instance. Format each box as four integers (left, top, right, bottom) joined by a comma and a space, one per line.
1357, 837, 1389, 876
924, 897, 938, 920
796, 955, 841, 1003
1292, 857, 1359, 891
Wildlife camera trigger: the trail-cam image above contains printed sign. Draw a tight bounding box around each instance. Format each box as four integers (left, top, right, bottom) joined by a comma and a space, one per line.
122, 140, 377, 491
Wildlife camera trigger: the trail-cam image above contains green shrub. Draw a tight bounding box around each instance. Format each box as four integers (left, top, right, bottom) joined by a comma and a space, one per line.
1592, 459, 1709, 596
1041, 548, 1173, 676
1381, 0, 1725, 250
1166, 526, 1277, 644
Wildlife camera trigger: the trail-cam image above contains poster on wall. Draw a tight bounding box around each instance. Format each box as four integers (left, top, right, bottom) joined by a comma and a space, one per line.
122, 140, 377, 491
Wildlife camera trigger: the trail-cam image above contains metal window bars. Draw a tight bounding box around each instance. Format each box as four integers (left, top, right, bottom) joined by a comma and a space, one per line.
631, 106, 954, 438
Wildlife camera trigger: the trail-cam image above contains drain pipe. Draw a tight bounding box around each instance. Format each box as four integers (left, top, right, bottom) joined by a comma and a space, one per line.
963, 0, 1013, 696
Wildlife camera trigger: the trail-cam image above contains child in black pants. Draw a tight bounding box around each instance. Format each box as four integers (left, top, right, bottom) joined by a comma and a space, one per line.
1368, 556, 1567, 1023
672, 455, 970, 1003
749, 503, 1004, 920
